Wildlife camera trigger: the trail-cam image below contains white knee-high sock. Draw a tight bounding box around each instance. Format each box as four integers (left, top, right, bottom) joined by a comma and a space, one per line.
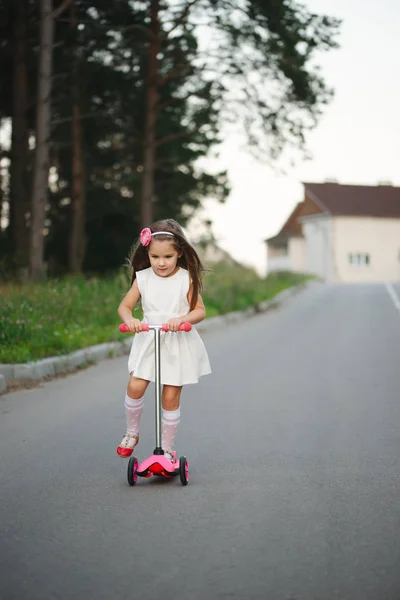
162, 408, 181, 451
125, 394, 144, 435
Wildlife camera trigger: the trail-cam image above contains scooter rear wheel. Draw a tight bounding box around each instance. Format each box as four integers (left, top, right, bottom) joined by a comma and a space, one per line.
179, 456, 189, 486
127, 456, 139, 486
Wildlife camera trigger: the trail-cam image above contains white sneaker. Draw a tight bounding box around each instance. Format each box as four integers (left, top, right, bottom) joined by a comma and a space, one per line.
164, 449, 176, 462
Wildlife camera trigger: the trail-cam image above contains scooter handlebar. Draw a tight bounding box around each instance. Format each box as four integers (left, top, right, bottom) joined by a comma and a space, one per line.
119, 322, 192, 333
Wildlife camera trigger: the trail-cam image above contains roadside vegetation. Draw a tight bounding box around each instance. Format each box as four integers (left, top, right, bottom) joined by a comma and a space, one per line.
0, 266, 310, 364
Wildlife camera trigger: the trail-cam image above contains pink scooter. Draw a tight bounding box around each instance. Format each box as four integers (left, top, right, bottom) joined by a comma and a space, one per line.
119, 322, 190, 486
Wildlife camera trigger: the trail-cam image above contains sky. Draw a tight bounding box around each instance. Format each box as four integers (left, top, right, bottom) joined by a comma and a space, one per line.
194, 0, 400, 275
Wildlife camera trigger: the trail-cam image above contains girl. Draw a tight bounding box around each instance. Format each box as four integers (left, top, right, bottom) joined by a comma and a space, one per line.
117, 218, 211, 459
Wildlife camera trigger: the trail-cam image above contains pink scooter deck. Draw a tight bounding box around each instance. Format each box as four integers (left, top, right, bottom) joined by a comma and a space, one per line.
137, 454, 179, 478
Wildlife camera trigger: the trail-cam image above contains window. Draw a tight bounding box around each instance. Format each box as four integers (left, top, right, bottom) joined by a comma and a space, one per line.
348, 253, 370, 267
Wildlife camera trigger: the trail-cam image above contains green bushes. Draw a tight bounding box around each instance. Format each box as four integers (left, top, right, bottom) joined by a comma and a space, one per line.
0, 266, 309, 363
204, 264, 309, 316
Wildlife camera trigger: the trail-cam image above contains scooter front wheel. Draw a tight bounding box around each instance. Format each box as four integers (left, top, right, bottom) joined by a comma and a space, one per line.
179, 456, 189, 486
127, 456, 139, 486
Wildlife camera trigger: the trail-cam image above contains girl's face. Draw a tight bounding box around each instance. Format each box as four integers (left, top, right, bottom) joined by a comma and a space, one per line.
148, 239, 182, 278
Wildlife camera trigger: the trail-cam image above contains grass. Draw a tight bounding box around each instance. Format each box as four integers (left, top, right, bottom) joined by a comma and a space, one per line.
0, 265, 310, 364
203, 263, 309, 316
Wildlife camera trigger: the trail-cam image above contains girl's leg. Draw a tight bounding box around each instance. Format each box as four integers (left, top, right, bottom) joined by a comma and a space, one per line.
117, 375, 149, 457
161, 385, 183, 458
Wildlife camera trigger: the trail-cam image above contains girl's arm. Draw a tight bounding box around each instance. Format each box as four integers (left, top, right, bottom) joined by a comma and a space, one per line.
118, 279, 142, 332
167, 284, 206, 331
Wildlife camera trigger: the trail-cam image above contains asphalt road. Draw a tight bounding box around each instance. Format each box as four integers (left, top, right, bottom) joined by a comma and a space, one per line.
1, 282, 400, 600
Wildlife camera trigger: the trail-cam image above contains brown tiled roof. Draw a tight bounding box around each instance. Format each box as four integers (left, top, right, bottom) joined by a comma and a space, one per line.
266, 202, 304, 244
304, 182, 400, 218
266, 182, 400, 244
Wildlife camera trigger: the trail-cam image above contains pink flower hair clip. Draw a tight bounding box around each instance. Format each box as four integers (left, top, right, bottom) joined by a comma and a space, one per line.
140, 227, 152, 246
140, 228, 175, 246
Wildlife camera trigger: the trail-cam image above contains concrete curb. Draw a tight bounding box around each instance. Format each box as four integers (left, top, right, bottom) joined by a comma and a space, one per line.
0, 283, 306, 392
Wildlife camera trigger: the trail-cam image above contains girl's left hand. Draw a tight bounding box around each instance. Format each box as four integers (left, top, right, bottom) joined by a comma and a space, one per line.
166, 317, 183, 332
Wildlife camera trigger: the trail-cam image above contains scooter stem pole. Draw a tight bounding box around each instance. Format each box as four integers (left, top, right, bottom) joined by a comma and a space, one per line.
154, 327, 163, 453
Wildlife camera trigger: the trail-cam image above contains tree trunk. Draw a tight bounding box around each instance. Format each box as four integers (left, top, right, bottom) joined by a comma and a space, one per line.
68, 0, 86, 273
69, 91, 86, 274
10, 0, 29, 271
140, 0, 160, 228
29, 0, 53, 280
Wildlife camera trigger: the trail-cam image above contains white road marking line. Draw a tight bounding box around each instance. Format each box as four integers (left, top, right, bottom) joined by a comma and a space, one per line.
385, 282, 400, 313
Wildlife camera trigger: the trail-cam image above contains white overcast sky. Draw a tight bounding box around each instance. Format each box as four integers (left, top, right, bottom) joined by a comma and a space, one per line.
195, 0, 400, 274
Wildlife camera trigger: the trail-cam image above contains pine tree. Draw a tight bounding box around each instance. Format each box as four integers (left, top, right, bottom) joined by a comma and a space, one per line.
0, 0, 340, 278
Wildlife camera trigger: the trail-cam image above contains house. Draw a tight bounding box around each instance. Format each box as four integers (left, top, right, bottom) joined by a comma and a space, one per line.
265, 182, 400, 282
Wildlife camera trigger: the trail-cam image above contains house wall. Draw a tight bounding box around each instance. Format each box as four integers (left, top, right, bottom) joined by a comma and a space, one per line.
266, 244, 291, 273
333, 216, 400, 282
267, 239, 306, 274
268, 244, 286, 259
302, 215, 334, 281
288, 237, 306, 272
267, 255, 291, 272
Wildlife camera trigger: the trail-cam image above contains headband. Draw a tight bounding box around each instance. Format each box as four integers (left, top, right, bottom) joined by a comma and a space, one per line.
140, 227, 174, 247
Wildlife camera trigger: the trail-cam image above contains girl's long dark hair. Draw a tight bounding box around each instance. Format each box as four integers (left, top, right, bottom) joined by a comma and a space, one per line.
129, 219, 205, 311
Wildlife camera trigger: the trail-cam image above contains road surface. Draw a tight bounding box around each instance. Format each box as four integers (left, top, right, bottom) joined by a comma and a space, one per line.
1, 282, 400, 600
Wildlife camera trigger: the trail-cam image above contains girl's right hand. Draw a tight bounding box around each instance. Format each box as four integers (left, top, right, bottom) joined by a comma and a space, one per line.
124, 318, 143, 333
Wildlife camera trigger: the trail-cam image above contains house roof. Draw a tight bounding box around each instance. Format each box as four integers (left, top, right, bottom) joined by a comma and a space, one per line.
266, 201, 304, 245
304, 182, 400, 218
265, 182, 400, 245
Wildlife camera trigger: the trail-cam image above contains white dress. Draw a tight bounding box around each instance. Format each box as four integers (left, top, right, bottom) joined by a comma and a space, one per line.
127, 267, 211, 385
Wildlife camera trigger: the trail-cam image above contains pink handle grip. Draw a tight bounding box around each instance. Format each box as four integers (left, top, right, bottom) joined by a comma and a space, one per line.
119, 322, 192, 333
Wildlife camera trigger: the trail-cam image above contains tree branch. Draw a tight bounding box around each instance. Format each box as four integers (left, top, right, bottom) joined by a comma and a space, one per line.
51, 111, 109, 126
158, 63, 191, 86
56, 18, 156, 40
155, 130, 193, 148
121, 23, 159, 42
53, 0, 73, 20
166, 0, 202, 37
158, 89, 198, 111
